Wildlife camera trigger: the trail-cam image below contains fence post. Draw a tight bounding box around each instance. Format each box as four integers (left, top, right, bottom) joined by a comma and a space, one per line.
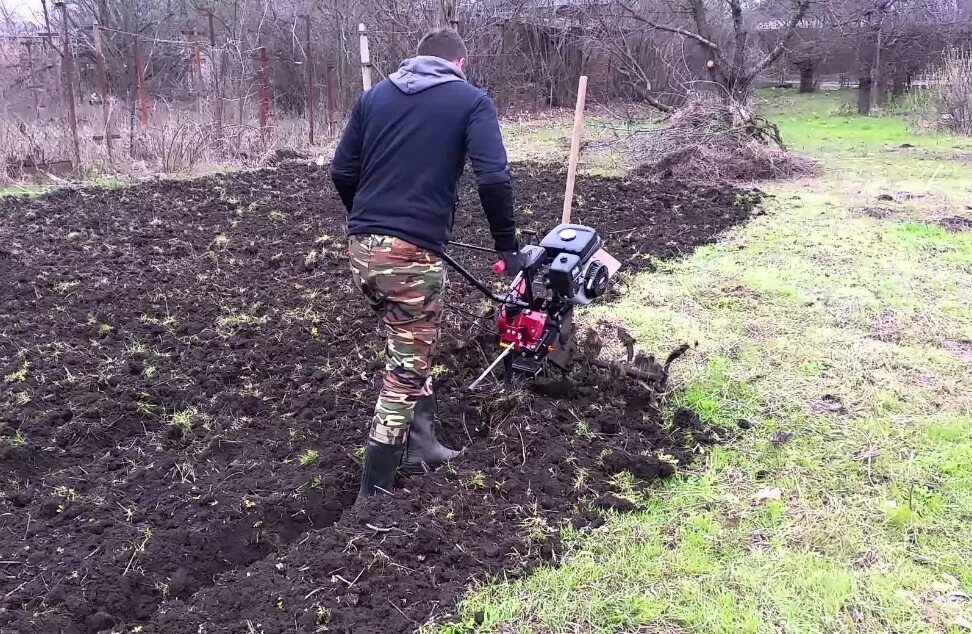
258, 46, 272, 147
358, 23, 372, 91
130, 35, 136, 158
325, 62, 336, 136
205, 10, 223, 144
92, 23, 114, 163
23, 39, 40, 119
55, 1, 81, 170
134, 35, 149, 125
305, 15, 315, 146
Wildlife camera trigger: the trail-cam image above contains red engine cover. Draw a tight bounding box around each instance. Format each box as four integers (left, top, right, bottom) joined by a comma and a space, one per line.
498, 308, 548, 351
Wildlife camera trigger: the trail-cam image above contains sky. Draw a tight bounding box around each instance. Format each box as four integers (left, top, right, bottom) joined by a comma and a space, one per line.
1, 0, 44, 21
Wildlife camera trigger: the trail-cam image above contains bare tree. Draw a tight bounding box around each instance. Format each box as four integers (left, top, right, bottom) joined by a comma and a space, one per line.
619, 0, 814, 105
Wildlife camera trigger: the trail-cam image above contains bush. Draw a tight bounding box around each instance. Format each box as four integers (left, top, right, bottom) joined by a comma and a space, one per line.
928, 48, 972, 135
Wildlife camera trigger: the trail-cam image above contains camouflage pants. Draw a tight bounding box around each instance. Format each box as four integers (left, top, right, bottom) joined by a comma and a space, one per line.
349, 235, 444, 445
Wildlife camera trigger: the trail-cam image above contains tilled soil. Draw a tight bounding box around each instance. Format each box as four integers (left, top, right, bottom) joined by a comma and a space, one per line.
0, 163, 760, 634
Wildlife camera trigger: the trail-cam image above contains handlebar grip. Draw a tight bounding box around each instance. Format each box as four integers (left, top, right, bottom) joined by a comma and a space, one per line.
492, 260, 506, 275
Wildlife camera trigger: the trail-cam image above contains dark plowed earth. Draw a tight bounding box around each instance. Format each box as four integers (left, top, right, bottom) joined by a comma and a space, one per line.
0, 163, 760, 633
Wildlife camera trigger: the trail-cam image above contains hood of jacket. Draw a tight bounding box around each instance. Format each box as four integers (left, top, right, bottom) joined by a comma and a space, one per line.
389, 55, 466, 94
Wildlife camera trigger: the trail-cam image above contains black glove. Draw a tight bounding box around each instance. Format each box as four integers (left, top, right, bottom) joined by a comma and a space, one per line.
333, 179, 357, 213
499, 250, 527, 276
478, 181, 518, 253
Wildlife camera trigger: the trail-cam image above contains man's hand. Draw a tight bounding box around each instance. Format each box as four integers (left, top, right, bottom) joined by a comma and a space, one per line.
498, 250, 528, 276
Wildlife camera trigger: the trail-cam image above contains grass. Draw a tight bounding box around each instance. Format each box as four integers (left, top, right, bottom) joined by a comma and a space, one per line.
171, 409, 196, 432
763, 88, 972, 198
0, 175, 131, 198
441, 90, 972, 633
503, 111, 659, 177
297, 448, 319, 468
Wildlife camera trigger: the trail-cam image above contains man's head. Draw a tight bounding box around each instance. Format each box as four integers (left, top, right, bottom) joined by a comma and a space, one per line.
417, 28, 467, 71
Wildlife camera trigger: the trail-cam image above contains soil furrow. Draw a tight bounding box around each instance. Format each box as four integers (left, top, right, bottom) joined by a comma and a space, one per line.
0, 162, 760, 633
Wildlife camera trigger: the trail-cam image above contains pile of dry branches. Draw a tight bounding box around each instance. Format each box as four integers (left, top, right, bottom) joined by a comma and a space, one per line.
625, 97, 817, 182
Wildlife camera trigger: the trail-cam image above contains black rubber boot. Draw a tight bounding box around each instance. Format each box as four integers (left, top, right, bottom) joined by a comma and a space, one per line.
401, 396, 462, 474
356, 439, 404, 502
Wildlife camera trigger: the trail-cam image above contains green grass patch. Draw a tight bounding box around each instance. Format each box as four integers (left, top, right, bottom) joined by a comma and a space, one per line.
447, 91, 972, 634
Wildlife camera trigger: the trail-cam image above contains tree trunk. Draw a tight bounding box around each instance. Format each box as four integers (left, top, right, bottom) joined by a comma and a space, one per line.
799, 64, 815, 93
857, 27, 876, 116
858, 74, 872, 115
873, 32, 884, 107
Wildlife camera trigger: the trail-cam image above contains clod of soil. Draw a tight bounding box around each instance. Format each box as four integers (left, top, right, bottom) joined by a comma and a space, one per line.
0, 162, 761, 633
936, 215, 972, 232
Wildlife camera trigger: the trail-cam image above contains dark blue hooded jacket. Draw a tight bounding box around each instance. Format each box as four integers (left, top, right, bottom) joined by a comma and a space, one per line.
330, 56, 517, 255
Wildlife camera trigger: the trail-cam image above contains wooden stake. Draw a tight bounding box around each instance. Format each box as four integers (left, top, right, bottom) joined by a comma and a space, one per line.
205, 10, 223, 144
358, 23, 372, 91
325, 62, 336, 136
561, 75, 588, 225
134, 35, 149, 125
305, 14, 315, 146
92, 24, 114, 163
258, 46, 271, 146
57, 2, 80, 170
23, 40, 40, 119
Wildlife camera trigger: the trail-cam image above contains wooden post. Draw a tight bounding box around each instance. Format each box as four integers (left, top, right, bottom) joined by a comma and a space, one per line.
205, 10, 223, 143
358, 23, 372, 91
130, 36, 137, 158
561, 75, 588, 225
305, 15, 315, 145
134, 35, 149, 125
325, 62, 336, 136
206, 11, 216, 47
258, 46, 271, 146
192, 32, 203, 95
92, 24, 113, 163
56, 2, 81, 170
24, 40, 40, 119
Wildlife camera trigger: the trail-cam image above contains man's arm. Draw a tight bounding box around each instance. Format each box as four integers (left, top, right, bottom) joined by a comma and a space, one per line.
466, 95, 517, 253
330, 96, 364, 212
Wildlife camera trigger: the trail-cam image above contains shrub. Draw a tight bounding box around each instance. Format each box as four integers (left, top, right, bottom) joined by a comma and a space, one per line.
928, 48, 972, 135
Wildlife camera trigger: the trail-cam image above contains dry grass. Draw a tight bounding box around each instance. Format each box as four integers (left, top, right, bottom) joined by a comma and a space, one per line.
927, 48, 972, 136
0, 98, 333, 184
624, 97, 817, 182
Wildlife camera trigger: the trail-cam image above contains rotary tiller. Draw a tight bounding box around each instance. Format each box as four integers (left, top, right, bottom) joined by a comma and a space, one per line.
442, 223, 620, 388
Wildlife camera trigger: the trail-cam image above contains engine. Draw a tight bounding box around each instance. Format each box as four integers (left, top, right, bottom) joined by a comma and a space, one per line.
540, 224, 611, 305
496, 223, 617, 379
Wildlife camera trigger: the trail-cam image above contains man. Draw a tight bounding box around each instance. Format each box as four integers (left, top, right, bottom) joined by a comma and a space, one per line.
331, 28, 524, 500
